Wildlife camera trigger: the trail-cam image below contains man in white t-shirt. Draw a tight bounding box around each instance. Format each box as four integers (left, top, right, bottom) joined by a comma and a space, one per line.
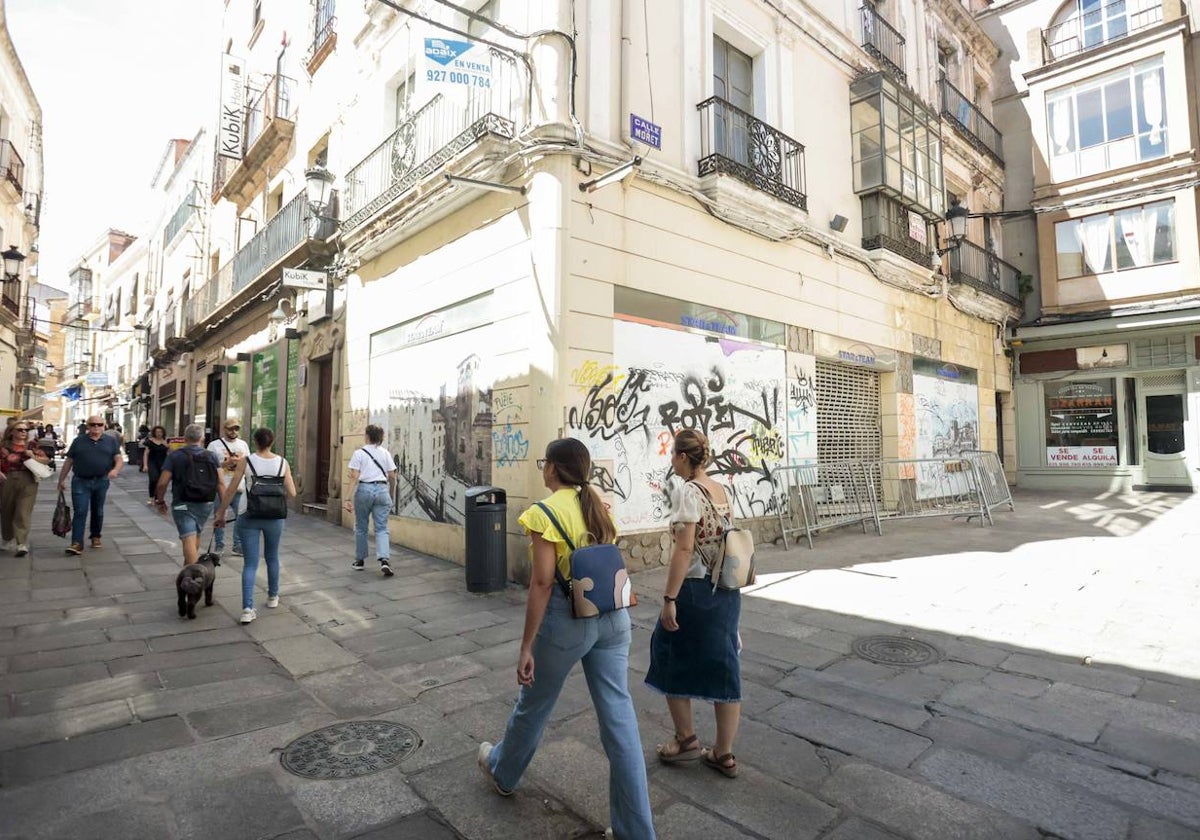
207, 418, 250, 555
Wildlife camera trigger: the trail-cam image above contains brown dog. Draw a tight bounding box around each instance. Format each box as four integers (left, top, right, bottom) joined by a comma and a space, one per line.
176, 553, 219, 619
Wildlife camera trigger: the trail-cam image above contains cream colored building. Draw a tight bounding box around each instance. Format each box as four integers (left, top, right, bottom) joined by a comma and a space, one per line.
0, 3, 42, 412
982, 0, 1199, 490
336, 0, 1021, 576
94, 236, 147, 432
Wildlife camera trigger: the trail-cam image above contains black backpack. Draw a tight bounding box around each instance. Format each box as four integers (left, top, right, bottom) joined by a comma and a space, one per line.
179, 449, 220, 502
246, 457, 288, 519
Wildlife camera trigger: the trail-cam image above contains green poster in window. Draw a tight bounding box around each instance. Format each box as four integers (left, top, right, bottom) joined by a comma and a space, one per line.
251, 347, 280, 434
284, 339, 299, 464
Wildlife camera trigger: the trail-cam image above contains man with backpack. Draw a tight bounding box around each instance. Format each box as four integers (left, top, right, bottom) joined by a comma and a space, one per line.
155, 424, 222, 567
207, 417, 249, 556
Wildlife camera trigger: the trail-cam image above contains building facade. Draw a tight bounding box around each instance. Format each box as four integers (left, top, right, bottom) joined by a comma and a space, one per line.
0, 4, 42, 413
983, 0, 1199, 491
336, 0, 1021, 575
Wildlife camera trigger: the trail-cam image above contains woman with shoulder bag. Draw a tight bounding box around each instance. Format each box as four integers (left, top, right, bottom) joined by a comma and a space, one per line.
0, 423, 51, 556
343, 424, 397, 577
214, 427, 296, 625
478, 438, 656, 840
141, 426, 169, 505
645, 428, 743, 778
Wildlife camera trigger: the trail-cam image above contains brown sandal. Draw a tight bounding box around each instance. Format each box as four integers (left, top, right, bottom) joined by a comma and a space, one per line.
657, 733, 702, 763
702, 748, 738, 778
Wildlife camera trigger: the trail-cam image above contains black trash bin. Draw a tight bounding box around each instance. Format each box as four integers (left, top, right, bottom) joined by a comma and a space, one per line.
465, 486, 507, 593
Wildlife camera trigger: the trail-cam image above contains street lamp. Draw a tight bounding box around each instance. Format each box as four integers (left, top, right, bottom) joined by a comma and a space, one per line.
304, 165, 338, 241
935, 199, 969, 257
1, 245, 26, 285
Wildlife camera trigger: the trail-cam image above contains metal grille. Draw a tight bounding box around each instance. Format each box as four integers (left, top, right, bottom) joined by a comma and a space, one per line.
1140, 371, 1186, 390
816, 362, 881, 462
1134, 336, 1187, 368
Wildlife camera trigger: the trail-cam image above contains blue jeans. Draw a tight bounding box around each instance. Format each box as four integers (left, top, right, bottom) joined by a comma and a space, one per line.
70, 476, 110, 545
214, 490, 243, 551
355, 483, 392, 561
487, 592, 656, 840
237, 516, 284, 610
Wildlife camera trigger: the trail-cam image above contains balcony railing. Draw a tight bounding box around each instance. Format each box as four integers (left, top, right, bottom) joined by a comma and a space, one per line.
189, 189, 336, 329
2, 290, 19, 318
342, 52, 519, 230
940, 77, 1003, 164
860, 5, 906, 84
245, 75, 295, 152
307, 0, 336, 74
163, 187, 199, 248
24, 191, 40, 228
0, 139, 24, 193
1042, 0, 1163, 63
946, 239, 1023, 306
697, 96, 807, 210
861, 192, 930, 265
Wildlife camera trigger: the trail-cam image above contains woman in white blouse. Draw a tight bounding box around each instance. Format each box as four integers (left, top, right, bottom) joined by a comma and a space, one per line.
344, 424, 397, 577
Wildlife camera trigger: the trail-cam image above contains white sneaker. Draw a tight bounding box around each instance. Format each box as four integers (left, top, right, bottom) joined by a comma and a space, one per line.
477, 741, 513, 796
239, 608, 257, 624
266, 596, 279, 608
14, 545, 28, 557
0, 539, 14, 552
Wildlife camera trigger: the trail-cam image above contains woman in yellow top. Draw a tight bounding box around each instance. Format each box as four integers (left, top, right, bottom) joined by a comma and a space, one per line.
477, 438, 656, 840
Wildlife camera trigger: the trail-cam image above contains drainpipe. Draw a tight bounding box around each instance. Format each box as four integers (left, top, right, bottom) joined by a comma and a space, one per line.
619, 0, 636, 150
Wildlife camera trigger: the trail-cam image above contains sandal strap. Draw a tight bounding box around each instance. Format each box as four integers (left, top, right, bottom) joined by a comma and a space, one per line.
676, 733, 700, 749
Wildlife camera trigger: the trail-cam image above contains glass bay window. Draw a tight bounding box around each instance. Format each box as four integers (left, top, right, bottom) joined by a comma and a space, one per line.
1054, 198, 1175, 278
851, 72, 944, 218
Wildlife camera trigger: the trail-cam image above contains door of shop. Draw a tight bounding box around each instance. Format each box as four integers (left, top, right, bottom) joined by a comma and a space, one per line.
815, 361, 882, 462
315, 359, 332, 504
1139, 373, 1189, 488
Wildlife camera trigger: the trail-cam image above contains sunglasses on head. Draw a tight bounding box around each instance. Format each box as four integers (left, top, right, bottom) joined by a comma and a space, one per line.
225, 425, 240, 431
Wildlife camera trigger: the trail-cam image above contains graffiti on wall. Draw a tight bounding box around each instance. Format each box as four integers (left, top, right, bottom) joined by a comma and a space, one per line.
785, 352, 817, 467
568, 320, 792, 531
913, 359, 979, 499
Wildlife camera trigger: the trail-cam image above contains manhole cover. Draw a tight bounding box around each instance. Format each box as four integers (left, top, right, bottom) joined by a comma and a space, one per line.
280, 721, 421, 779
852, 635, 941, 667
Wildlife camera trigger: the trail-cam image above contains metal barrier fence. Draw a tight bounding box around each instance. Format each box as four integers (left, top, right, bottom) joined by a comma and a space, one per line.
773, 451, 1013, 547
868, 458, 989, 528
773, 461, 880, 550
962, 450, 1015, 521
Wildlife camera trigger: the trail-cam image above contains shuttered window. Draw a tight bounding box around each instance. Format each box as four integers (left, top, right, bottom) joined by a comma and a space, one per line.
816, 361, 881, 462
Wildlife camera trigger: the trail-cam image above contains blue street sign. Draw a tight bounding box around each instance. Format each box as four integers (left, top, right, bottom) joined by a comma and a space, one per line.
630, 114, 662, 149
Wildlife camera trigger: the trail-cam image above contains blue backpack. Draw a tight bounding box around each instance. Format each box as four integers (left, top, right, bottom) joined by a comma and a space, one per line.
534, 502, 635, 619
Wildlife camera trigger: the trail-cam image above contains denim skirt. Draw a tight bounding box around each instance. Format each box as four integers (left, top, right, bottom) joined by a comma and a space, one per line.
645, 577, 741, 703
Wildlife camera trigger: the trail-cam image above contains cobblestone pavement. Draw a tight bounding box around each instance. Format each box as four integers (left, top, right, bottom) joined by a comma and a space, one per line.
1, 472, 1199, 839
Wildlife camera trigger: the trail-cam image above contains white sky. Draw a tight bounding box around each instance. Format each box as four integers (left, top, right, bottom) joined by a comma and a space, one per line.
6, 0, 222, 292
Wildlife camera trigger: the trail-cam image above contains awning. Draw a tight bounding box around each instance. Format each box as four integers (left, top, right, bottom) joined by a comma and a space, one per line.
18, 404, 44, 421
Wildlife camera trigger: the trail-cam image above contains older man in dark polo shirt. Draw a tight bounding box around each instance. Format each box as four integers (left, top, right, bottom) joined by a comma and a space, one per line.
57, 414, 123, 555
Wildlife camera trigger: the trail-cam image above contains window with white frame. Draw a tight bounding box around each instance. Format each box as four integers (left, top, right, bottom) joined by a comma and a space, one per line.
1046, 57, 1166, 181
1054, 198, 1175, 278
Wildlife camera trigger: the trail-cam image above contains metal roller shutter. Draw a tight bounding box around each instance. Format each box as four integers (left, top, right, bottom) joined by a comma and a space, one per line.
816, 361, 881, 462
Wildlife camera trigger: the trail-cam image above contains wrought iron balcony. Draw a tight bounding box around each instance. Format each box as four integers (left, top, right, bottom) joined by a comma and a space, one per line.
859, 5, 906, 84
940, 77, 1003, 164
218, 74, 297, 206
0, 139, 24, 195
188, 189, 336, 332
945, 239, 1023, 306
342, 52, 519, 231
24, 191, 40, 228
860, 192, 930, 266
1041, 0, 1163, 63
163, 187, 199, 248
697, 96, 807, 211
306, 0, 337, 75
1, 290, 19, 318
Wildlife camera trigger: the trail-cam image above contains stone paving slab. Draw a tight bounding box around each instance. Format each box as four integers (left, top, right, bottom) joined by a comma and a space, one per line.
765, 698, 933, 770
12, 672, 162, 716
918, 748, 1133, 840
185, 689, 328, 739
106, 640, 262, 675
130, 672, 296, 719
262, 633, 360, 677
0, 698, 133, 751
820, 761, 1041, 840
8, 640, 147, 673
169, 770, 308, 840
299, 664, 414, 718
0, 714, 193, 787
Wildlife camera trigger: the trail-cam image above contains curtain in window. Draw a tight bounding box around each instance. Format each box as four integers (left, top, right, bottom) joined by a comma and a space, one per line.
1050, 99, 1073, 155
1118, 205, 1159, 267
1079, 214, 1112, 273
1141, 71, 1163, 145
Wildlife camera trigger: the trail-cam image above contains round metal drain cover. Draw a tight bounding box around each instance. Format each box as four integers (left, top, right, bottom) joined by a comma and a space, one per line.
280, 721, 421, 779
852, 635, 941, 667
